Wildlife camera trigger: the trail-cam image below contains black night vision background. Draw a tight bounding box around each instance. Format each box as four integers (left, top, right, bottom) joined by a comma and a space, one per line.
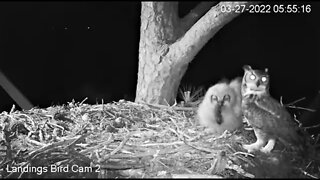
0, 2, 319, 128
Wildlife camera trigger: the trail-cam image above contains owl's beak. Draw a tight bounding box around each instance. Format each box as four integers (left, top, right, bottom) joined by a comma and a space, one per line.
256, 80, 260, 87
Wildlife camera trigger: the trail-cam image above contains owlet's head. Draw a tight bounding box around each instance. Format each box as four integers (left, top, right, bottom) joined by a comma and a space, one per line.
206, 83, 234, 108
241, 65, 270, 96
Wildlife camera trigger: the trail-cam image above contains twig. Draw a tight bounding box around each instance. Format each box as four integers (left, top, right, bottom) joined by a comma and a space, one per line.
233, 151, 255, 157
168, 117, 183, 138
167, 125, 192, 141
26, 137, 47, 147
285, 97, 306, 106
100, 132, 131, 162
299, 168, 318, 179
0, 155, 8, 167
66, 134, 89, 149
305, 160, 313, 170
16, 113, 35, 127
210, 130, 232, 141
75, 123, 90, 135
80, 97, 88, 106
3, 113, 15, 121
183, 141, 213, 153
171, 106, 196, 111
228, 145, 255, 167
171, 174, 223, 178
80, 134, 113, 154
143, 102, 196, 111
140, 141, 184, 147
100, 163, 145, 170
27, 135, 83, 160
6, 161, 30, 178
164, 98, 177, 107
10, 104, 15, 114
303, 122, 320, 130
292, 114, 302, 127
168, 127, 183, 139
227, 164, 255, 178
281, 96, 316, 111
47, 121, 65, 130
104, 110, 116, 118
286, 105, 316, 112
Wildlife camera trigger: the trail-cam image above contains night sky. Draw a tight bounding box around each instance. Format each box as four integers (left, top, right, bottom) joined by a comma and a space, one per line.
0, 2, 319, 124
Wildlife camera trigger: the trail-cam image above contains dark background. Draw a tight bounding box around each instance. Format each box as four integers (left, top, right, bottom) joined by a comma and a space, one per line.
0, 2, 319, 125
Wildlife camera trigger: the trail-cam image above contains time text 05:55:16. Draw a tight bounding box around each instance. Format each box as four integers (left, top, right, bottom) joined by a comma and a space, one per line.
220, 4, 311, 14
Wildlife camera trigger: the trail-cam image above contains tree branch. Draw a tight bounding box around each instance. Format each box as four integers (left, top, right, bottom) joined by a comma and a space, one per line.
179, 1, 217, 33
169, 1, 260, 65
0, 69, 33, 110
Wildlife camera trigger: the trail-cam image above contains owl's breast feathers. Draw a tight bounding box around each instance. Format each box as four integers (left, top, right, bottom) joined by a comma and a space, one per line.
242, 94, 306, 152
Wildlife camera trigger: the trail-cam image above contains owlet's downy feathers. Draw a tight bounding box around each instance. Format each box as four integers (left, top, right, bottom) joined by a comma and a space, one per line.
197, 78, 243, 135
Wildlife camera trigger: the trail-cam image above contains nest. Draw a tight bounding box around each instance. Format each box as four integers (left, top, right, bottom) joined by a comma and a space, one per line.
0, 99, 319, 178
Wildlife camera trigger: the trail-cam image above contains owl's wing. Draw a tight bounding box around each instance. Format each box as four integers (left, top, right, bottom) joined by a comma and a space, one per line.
277, 120, 306, 154
255, 96, 300, 131
254, 95, 283, 118
252, 96, 291, 131
255, 96, 306, 151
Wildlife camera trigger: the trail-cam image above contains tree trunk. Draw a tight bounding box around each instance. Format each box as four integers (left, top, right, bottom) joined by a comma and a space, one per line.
135, 2, 256, 105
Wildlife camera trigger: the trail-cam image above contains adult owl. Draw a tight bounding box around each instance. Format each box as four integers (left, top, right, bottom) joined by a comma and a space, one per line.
241, 65, 305, 154
197, 78, 243, 135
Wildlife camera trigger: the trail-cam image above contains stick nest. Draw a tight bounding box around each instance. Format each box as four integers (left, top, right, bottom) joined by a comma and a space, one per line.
0, 100, 319, 178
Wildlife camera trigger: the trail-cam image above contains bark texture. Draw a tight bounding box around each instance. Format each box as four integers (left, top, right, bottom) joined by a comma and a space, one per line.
136, 2, 256, 105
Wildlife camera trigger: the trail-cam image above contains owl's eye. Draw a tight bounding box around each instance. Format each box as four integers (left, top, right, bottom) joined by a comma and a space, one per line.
249, 74, 256, 80
261, 76, 267, 82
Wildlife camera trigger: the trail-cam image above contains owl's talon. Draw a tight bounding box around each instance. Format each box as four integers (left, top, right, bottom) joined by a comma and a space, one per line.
244, 127, 253, 131
260, 147, 271, 154
243, 144, 258, 153
243, 140, 265, 153
260, 139, 276, 153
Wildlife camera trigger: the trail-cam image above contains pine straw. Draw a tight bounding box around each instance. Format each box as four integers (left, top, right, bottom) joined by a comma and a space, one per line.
0, 99, 319, 178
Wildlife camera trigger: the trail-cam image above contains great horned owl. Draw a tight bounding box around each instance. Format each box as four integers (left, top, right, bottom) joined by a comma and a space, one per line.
197, 78, 243, 135
241, 65, 305, 154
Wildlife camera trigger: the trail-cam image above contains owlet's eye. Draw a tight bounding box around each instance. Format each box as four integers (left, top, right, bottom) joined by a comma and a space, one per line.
249, 74, 256, 80
261, 76, 267, 82
210, 95, 218, 103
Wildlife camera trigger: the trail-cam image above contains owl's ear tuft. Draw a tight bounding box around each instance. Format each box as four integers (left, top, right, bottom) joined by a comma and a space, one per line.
243, 65, 252, 71
265, 68, 268, 73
